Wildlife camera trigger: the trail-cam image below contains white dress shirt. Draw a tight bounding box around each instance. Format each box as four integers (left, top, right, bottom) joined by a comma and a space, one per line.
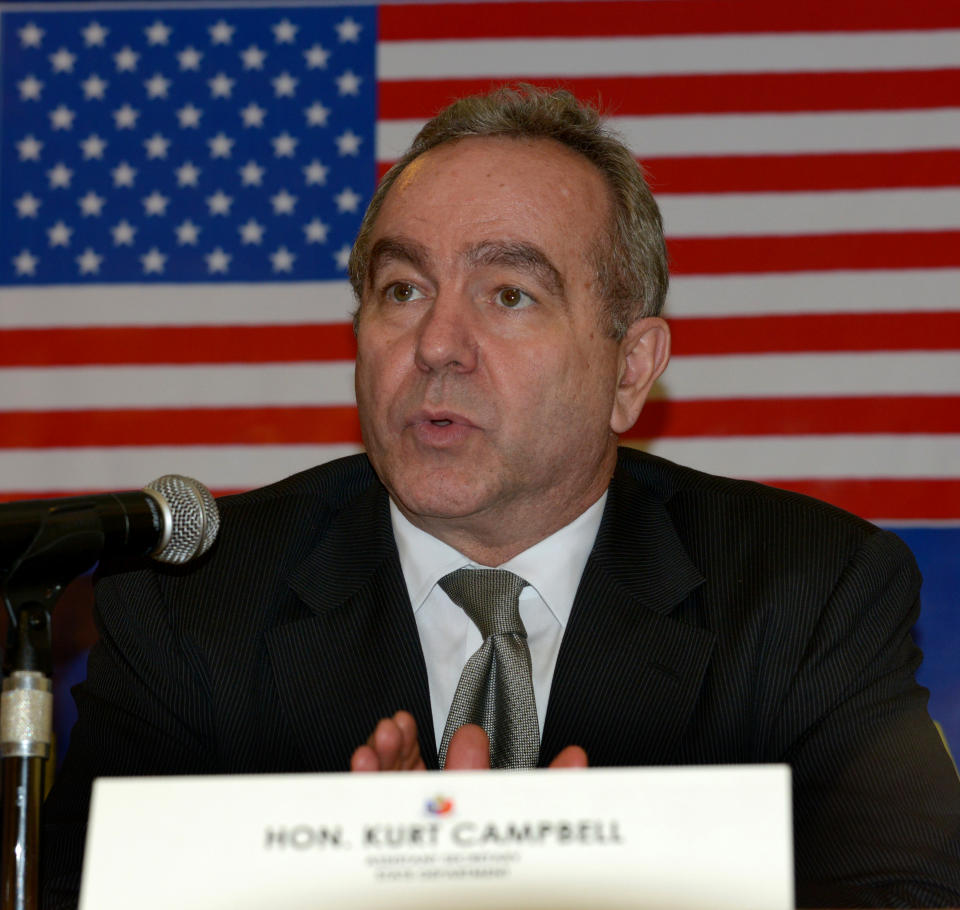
390, 494, 607, 754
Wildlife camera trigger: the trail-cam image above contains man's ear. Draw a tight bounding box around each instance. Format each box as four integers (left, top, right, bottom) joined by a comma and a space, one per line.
610, 317, 670, 435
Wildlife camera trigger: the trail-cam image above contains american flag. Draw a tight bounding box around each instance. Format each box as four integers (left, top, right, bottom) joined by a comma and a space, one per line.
2, 1, 959, 743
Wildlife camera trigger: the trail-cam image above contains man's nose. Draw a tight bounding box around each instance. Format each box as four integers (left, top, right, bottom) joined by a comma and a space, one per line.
413, 293, 478, 373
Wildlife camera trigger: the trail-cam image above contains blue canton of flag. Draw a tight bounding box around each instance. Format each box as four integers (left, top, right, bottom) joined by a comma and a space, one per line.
2, 5, 376, 283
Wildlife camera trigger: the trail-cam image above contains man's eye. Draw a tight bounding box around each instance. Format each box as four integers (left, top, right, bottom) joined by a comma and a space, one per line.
495, 287, 533, 309
385, 282, 423, 303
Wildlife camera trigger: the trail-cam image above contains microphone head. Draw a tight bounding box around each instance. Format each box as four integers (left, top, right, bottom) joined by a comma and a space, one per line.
142, 475, 220, 565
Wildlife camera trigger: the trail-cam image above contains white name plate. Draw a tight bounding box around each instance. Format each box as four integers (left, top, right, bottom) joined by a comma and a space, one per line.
80, 765, 793, 910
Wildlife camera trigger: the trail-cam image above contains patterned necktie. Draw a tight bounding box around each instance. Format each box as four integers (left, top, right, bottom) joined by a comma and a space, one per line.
437, 567, 540, 769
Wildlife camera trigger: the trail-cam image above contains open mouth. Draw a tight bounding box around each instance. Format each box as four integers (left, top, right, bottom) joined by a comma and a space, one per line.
431, 419, 453, 427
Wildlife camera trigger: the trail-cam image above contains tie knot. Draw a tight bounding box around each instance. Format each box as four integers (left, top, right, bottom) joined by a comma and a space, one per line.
438, 568, 528, 640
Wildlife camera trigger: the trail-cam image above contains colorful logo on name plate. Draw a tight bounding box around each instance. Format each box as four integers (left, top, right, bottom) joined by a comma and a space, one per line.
425, 795, 454, 816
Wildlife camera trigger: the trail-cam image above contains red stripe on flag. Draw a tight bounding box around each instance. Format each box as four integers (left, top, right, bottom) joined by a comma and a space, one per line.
0, 407, 362, 448
378, 71, 960, 120
0, 324, 357, 367
379, 0, 960, 40
763, 478, 960, 520
644, 151, 960, 194
670, 313, 960, 355
5, 397, 958, 449
378, 151, 960, 193
625, 397, 960, 439
668, 231, 960, 274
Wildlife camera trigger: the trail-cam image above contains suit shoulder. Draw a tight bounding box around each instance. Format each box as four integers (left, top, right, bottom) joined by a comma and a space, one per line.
615, 446, 906, 560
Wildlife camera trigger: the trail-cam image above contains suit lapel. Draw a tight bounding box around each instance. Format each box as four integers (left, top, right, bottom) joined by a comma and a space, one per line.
266, 481, 439, 770
540, 459, 714, 767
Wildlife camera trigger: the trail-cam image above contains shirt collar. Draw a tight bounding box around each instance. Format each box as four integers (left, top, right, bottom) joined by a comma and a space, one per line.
390, 492, 607, 628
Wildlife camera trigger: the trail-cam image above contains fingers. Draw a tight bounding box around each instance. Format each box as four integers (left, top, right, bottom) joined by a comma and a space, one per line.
444, 724, 492, 769
350, 710, 426, 772
549, 745, 589, 768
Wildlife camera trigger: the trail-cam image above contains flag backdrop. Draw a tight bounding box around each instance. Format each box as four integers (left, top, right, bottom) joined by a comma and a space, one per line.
1, 0, 958, 754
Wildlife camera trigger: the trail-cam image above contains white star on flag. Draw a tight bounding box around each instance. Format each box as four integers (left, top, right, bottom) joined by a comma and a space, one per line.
112, 162, 137, 187
50, 48, 77, 73
16, 193, 42, 218
50, 105, 75, 130
145, 73, 171, 99
208, 73, 235, 98
241, 103, 266, 128
48, 221, 73, 246
271, 246, 296, 272
76, 248, 103, 274
114, 47, 139, 72
209, 20, 235, 45
176, 162, 201, 187
335, 17, 362, 42
272, 72, 298, 97
176, 220, 201, 245
304, 218, 329, 243
270, 189, 297, 214
336, 130, 362, 156
144, 134, 170, 159
78, 191, 105, 216
239, 219, 265, 244
17, 135, 43, 161
206, 190, 233, 215
145, 20, 171, 45
205, 247, 231, 273
335, 187, 361, 213
111, 220, 136, 245
19, 76, 44, 101
177, 104, 203, 128
272, 132, 298, 157
82, 22, 108, 47
239, 161, 265, 185
14, 250, 39, 275
19, 22, 44, 48
273, 19, 298, 43
304, 44, 330, 69
336, 71, 362, 96
47, 163, 73, 189
303, 160, 329, 185
178, 47, 203, 70
305, 102, 330, 126
142, 191, 169, 216
241, 45, 266, 70
82, 74, 108, 100
140, 247, 166, 273
113, 104, 139, 129
80, 134, 106, 159
209, 133, 234, 158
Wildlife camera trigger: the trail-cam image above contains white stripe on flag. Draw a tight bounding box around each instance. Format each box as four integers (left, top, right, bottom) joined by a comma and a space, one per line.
2, 274, 956, 327
378, 31, 960, 79
4, 364, 358, 410
378, 110, 960, 162
643, 434, 960, 479
0, 445, 364, 493
5, 351, 959, 411
3, 435, 957, 494
0, 282, 355, 329
664, 271, 960, 317
658, 189, 960, 237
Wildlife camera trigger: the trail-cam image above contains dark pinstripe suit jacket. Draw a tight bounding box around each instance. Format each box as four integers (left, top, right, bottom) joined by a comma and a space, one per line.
43, 448, 960, 908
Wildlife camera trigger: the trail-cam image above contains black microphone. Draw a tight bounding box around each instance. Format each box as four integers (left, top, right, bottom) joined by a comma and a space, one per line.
0, 475, 220, 577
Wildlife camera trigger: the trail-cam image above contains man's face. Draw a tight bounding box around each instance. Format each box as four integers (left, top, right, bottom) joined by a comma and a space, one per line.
354, 136, 650, 556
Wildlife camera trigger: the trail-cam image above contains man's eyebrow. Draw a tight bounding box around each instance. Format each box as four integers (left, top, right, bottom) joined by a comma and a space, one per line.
366, 237, 430, 285
465, 241, 566, 298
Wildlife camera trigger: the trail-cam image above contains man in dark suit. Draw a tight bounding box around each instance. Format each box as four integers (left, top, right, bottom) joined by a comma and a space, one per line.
43, 86, 960, 907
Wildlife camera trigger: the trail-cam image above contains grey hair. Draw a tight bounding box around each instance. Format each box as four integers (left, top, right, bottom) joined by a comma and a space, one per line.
349, 84, 668, 338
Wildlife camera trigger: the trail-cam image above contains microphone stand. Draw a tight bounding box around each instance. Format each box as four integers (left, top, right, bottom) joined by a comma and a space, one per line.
1, 512, 104, 910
